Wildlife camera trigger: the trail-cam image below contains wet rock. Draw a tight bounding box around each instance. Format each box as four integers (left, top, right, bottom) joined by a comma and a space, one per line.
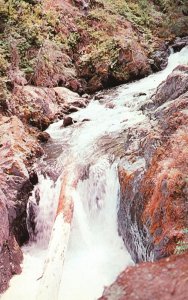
118, 65, 188, 262
53, 87, 83, 105
81, 118, 90, 122
66, 106, 80, 113
152, 65, 188, 108
133, 92, 147, 97
171, 36, 188, 52
82, 93, 90, 99
105, 102, 115, 109
94, 94, 104, 100
150, 49, 169, 71
99, 252, 188, 300
37, 131, 50, 143
63, 116, 74, 127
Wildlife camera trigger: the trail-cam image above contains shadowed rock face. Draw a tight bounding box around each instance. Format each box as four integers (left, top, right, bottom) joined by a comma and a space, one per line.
99, 252, 188, 300
118, 65, 188, 263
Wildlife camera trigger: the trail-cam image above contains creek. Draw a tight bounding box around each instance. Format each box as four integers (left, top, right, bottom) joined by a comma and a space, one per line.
1, 46, 188, 300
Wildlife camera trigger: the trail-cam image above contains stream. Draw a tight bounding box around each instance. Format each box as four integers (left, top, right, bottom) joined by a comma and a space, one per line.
1, 46, 188, 300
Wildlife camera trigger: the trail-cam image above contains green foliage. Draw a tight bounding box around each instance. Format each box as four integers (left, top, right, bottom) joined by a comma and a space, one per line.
98, 0, 153, 28
0, 0, 187, 91
67, 32, 80, 50
175, 228, 188, 255
0, 0, 63, 79
80, 37, 120, 66
153, 0, 188, 16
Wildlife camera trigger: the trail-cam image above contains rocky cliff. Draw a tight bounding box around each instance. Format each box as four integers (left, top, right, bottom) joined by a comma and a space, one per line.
100, 251, 188, 300
118, 65, 188, 262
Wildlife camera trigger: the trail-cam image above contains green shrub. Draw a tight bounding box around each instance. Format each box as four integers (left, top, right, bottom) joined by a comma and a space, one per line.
175, 228, 188, 255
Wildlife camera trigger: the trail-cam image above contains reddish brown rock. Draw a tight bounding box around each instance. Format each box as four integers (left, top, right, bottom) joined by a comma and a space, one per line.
63, 116, 74, 127
153, 65, 188, 108
77, 20, 152, 92
171, 36, 188, 52
0, 235, 23, 293
31, 40, 81, 92
118, 66, 188, 262
0, 115, 43, 291
11, 85, 86, 130
99, 252, 188, 300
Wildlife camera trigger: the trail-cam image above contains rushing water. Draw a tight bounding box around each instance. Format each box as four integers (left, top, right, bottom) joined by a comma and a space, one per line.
1, 46, 188, 300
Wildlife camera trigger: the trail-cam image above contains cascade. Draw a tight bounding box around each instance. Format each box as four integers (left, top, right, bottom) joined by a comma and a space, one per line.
1, 46, 188, 300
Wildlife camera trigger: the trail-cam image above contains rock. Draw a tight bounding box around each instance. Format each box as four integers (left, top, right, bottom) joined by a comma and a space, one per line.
11, 85, 87, 130
105, 102, 115, 109
31, 40, 81, 92
0, 115, 43, 290
37, 131, 50, 143
66, 106, 80, 113
118, 65, 188, 262
0, 235, 23, 293
77, 20, 152, 93
171, 36, 188, 52
99, 252, 188, 300
94, 94, 104, 100
82, 93, 90, 99
82, 118, 90, 122
150, 49, 169, 71
0, 192, 9, 249
63, 116, 74, 127
152, 65, 188, 108
8, 69, 27, 86
11, 85, 58, 130
54, 87, 86, 108
133, 92, 147, 97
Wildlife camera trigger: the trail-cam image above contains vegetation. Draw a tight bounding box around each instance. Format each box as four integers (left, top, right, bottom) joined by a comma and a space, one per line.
175, 229, 188, 255
0, 0, 187, 93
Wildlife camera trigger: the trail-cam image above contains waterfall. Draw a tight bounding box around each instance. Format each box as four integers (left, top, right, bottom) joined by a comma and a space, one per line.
1, 46, 188, 300
58, 159, 133, 300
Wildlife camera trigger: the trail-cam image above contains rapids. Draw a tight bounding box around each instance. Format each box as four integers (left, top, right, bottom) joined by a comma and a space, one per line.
1, 46, 188, 300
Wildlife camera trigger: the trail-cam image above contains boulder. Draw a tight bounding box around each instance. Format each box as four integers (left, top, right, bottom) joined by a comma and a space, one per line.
63, 116, 74, 127
152, 65, 188, 108
53, 86, 87, 108
150, 49, 169, 71
11, 85, 87, 130
99, 252, 188, 300
171, 36, 188, 52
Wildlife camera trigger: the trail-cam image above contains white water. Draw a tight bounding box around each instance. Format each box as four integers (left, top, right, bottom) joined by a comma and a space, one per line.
1, 47, 188, 300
